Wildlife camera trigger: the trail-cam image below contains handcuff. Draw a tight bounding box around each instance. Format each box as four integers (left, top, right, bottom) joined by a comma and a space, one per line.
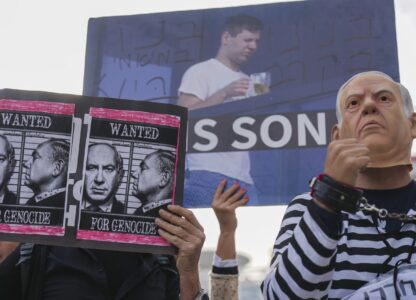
309, 174, 363, 213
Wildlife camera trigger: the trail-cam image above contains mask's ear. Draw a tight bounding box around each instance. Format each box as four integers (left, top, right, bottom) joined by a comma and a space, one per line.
410, 113, 416, 139
331, 124, 340, 141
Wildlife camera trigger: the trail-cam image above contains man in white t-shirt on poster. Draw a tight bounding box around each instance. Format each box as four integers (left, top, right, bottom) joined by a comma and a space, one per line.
178, 14, 263, 207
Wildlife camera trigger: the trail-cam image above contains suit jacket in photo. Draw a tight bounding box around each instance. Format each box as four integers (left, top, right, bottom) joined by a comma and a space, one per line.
26, 189, 66, 208
0, 188, 18, 205
134, 199, 172, 218
83, 197, 125, 214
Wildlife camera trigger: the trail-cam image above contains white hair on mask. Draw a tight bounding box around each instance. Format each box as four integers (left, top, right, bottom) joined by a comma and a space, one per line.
335, 71, 414, 123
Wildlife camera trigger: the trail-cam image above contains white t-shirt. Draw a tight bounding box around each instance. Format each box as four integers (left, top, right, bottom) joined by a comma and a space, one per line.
179, 58, 253, 184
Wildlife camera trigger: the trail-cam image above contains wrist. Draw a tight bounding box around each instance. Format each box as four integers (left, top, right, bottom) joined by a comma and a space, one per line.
218, 230, 236, 236
309, 174, 363, 213
179, 270, 201, 300
312, 197, 337, 213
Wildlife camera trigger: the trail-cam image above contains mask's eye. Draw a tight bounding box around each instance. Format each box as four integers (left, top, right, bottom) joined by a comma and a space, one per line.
379, 95, 390, 102
346, 98, 359, 110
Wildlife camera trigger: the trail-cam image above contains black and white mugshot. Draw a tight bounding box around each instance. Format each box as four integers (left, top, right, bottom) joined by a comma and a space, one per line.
83, 143, 125, 214
132, 150, 175, 217
0, 134, 17, 205
24, 138, 69, 208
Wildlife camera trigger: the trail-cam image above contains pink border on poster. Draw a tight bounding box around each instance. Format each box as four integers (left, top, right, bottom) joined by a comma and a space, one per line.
0, 224, 64, 236
90, 107, 180, 127
77, 230, 171, 246
0, 99, 75, 115
89, 106, 182, 206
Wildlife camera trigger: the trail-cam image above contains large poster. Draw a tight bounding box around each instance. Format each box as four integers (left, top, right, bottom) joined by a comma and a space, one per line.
0, 89, 187, 254
83, 0, 399, 207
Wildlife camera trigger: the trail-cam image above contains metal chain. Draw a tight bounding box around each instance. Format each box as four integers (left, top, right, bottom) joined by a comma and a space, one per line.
358, 197, 416, 222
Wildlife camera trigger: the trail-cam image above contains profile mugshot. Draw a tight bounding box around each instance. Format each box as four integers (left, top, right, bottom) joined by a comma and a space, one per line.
0, 134, 17, 205
24, 138, 69, 208
83, 143, 125, 214
132, 149, 175, 217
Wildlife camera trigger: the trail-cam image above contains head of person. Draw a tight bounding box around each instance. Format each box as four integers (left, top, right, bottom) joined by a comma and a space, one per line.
131, 150, 175, 204
84, 143, 124, 206
23, 139, 70, 193
220, 14, 263, 66
333, 71, 416, 168
0, 135, 16, 191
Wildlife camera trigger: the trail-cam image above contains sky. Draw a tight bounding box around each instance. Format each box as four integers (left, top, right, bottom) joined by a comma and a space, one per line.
0, 0, 415, 270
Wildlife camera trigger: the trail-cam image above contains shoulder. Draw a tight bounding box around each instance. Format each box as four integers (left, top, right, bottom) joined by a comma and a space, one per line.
43, 192, 65, 207
4, 189, 17, 204
182, 59, 219, 77
112, 200, 125, 214
185, 59, 215, 71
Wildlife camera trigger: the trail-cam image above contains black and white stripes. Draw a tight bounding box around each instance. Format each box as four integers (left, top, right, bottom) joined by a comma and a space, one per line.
261, 193, 416, 299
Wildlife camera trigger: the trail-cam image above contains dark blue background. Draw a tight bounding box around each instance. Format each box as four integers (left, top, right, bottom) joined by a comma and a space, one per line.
83, 0, 399, 206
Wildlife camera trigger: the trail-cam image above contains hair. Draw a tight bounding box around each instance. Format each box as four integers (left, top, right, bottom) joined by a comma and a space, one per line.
151, 150, 175, 177
335, 71, 414, 123
0, 134, 15, 162
89, 143, 124, 175
44, 139, 70, 165
223, 14, 263, 36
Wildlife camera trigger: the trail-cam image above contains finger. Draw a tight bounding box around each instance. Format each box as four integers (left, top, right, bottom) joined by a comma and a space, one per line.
162, 205, 204, 232
225, 187, 247, 204
328, 142, 369, 156
158, 227, 204, 251
221, 182, 240, 201
158, 227, 186, 248
156, 217, 189, 240
213, 179, 227, 202
332, 147, 371, 164
229, 196, 249, 210
156, 217, 205, 246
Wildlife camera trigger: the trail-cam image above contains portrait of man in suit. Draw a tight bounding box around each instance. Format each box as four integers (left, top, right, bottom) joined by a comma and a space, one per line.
83, 143, 125, 214
0, 134, 17, 205
132, 150, 175, 217
23, 138, 69, 208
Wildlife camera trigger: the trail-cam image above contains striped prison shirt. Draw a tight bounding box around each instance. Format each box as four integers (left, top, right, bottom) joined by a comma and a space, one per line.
261, 181, 416, 299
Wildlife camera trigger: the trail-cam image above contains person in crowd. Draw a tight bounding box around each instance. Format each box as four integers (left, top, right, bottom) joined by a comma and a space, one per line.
210, 179, 249, 300
178, 14, 263, 207
83, 143, 125, 213
262, 71, 416, 299
0, 204, 206, 300
24, 138, 69, 208
132, 150, 175, 217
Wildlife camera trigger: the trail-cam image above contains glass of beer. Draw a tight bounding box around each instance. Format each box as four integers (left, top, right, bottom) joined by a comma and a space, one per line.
248, 72, 271, 97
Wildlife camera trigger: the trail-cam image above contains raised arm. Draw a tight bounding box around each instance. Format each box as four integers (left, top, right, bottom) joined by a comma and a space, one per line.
156, 205, 205, 300
262, 138, 370, 299
210, 179, 248, 300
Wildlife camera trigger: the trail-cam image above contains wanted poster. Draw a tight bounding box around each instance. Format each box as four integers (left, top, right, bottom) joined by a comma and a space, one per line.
77, 107, 181, 251
0, 98, 74, 237
0, 89, 187, 254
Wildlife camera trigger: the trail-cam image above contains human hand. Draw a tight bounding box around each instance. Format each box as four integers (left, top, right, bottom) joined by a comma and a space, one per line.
223, 78, 250, 98
156, 205, 205, 274
324, 138, 370, 186
212, 179, 249, 234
